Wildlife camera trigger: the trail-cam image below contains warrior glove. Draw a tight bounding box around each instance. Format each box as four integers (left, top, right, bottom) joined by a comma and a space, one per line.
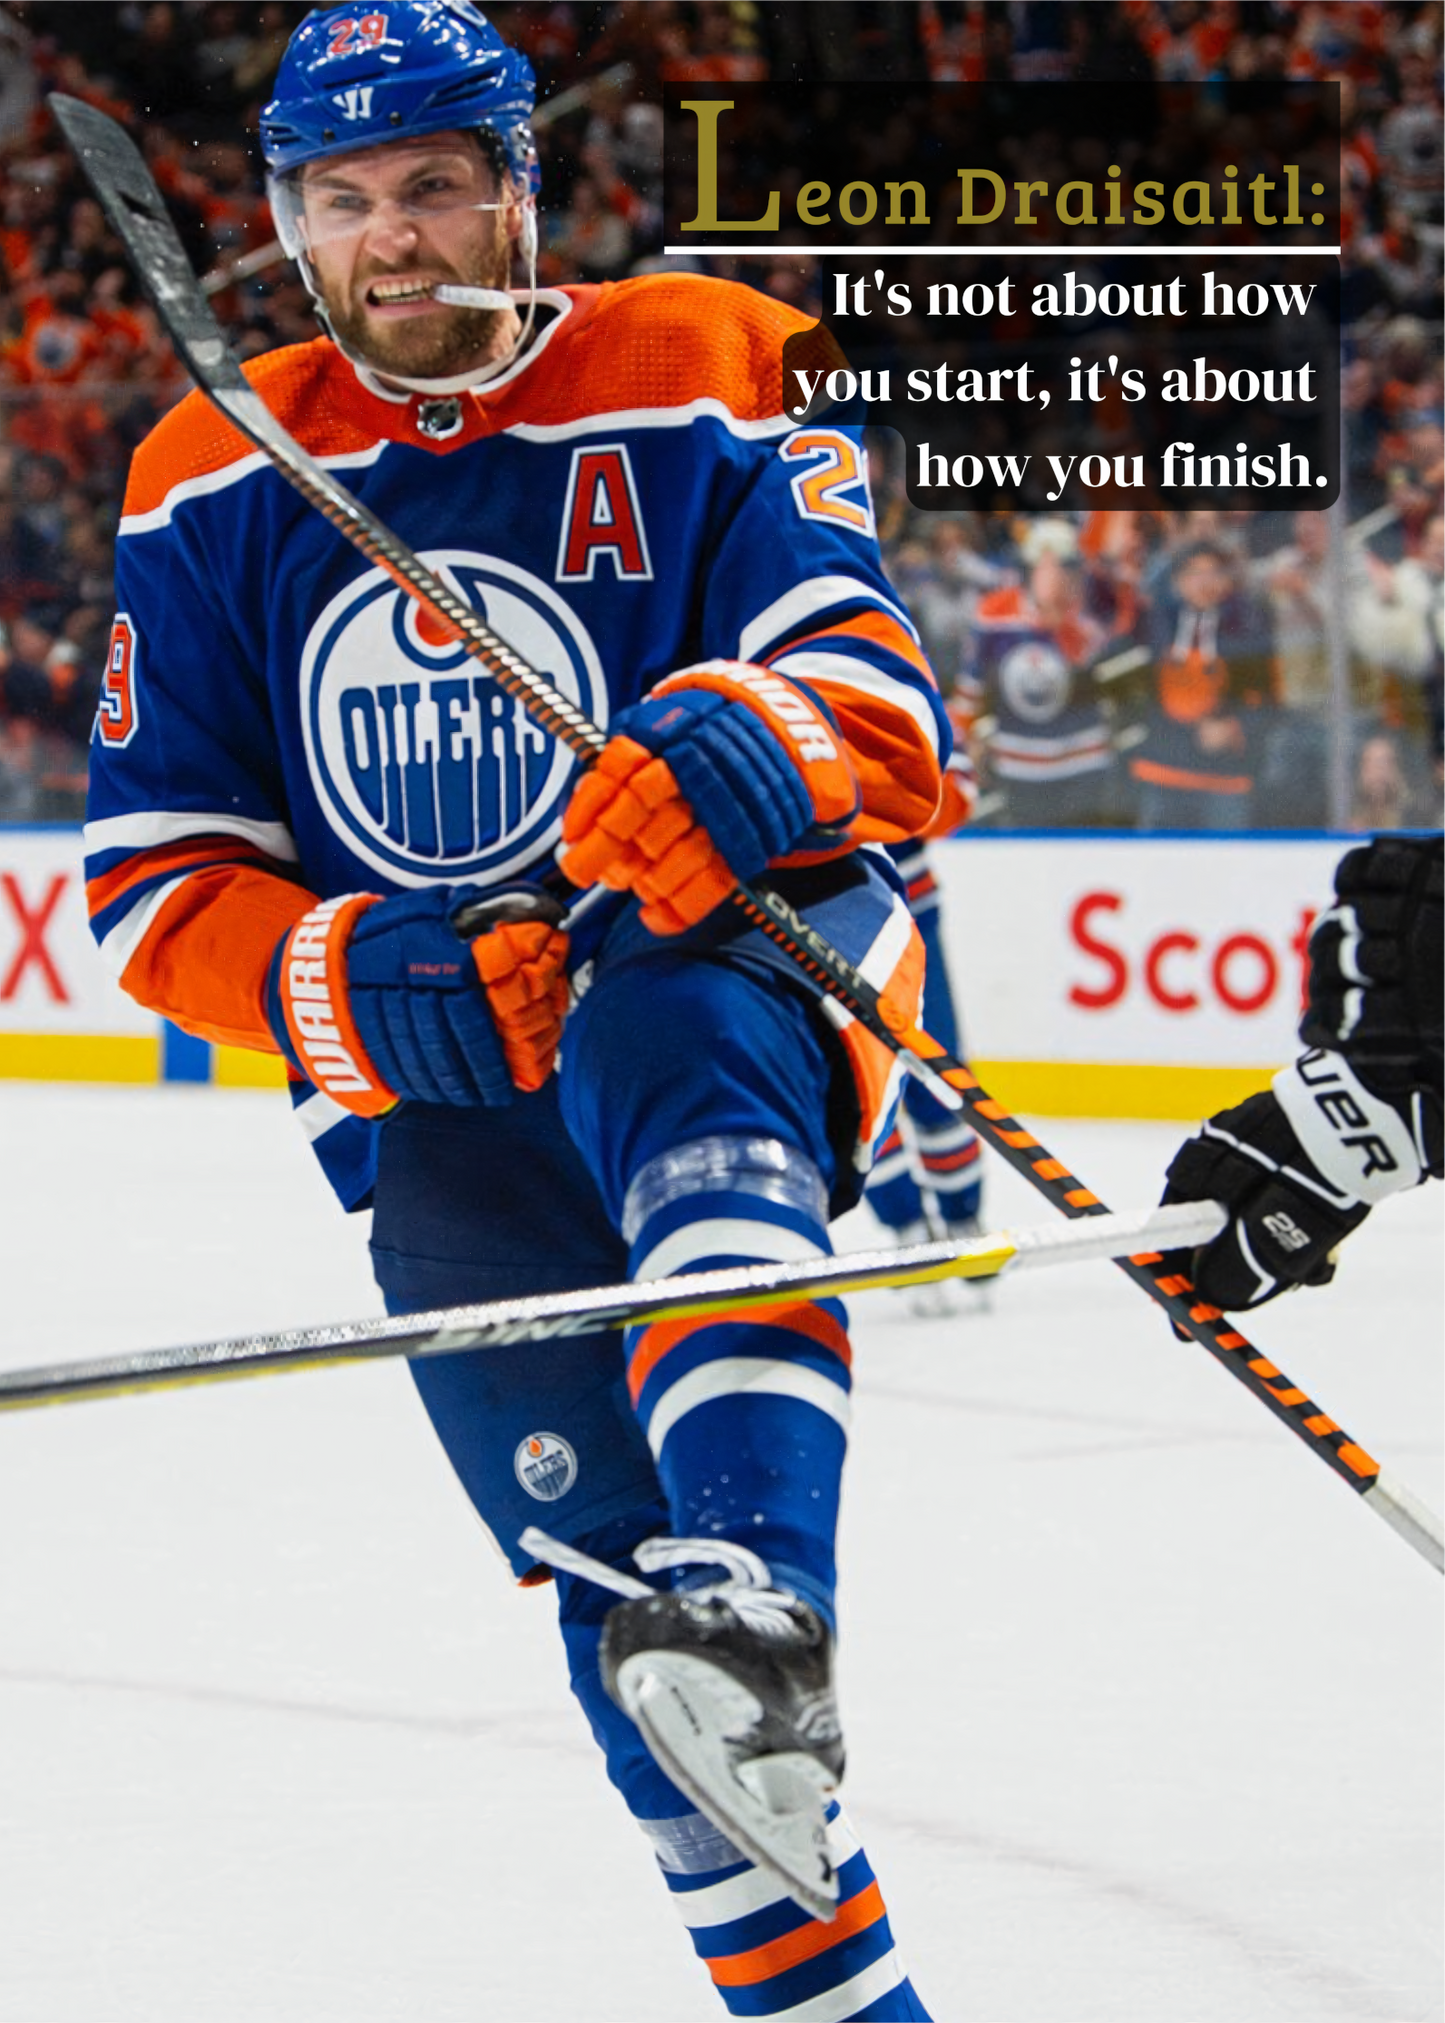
558, 661, 861, 936
266, 885, 569, 1115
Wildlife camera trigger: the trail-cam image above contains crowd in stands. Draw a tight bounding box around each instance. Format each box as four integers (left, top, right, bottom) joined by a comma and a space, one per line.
0, 0, 1440, 830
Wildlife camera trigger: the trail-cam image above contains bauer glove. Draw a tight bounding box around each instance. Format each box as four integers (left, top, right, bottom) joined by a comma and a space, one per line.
265, 884, 569, 1115
1160, 1037, 1436, 1309
558, 660, 861, 935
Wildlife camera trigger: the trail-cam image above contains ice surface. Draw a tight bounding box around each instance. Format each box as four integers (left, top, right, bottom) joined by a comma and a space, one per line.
0, 1084, 1439, 2022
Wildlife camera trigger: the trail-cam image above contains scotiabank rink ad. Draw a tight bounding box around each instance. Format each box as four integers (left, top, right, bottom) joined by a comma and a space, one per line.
936, 836, 1346, 1118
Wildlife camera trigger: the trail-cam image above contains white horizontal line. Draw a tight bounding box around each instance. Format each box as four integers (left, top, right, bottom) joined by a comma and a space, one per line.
665, 244, 1340, 257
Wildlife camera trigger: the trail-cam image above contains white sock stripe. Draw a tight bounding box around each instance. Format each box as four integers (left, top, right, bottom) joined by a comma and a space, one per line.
770, 1950, 906, 2020
645, 1358, 852, 1457
824, 1807, 863, 1869
668, 1809, 866, 1932
671, 1861, 794, 1929
633, 1220, 824, 1282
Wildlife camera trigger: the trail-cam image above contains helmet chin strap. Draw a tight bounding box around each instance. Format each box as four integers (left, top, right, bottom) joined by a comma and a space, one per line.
321, 204, 542, 401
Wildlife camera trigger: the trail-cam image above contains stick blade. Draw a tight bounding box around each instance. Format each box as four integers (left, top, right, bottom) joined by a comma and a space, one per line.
48, 93, 247, 393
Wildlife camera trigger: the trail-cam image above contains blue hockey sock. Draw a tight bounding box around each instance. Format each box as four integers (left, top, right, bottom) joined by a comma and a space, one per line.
621, 1140, 849, 1628
644, 1801, 933, 2019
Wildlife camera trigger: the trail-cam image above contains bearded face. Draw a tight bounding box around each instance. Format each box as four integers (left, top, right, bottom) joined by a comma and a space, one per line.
300, 132, 522, 382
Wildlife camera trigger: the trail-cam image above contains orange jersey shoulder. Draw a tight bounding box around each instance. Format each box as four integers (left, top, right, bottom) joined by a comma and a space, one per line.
494, 276, 813, 430
121, 339, 372, 519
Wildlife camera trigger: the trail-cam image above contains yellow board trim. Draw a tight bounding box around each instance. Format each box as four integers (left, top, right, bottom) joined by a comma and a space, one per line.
0, 1037, 1279, 1120
973, 1058, 1277, 1122
0, 1033, 159, 1083
213, 1044, 288, 1088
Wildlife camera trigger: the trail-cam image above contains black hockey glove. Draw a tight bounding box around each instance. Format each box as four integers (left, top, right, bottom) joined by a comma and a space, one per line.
1162, 1089, 1369, 1309
1162, 1042, 1433, 1309
1301, 833, 1443, 1179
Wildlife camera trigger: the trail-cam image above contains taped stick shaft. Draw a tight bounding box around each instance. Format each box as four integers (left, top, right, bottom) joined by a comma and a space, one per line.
0, 1204, 1225, 1414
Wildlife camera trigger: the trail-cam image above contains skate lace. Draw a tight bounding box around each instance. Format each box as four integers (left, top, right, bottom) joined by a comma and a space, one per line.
518, 1525, 800, 1637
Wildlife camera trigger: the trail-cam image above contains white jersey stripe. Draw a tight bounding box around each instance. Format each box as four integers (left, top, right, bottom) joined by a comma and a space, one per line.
85, 809, 300, 862
768, 650, 942, 753
738, 577, 921, 666
293, 1088, 357, 1144
95, 873, 193, 976
119, 440, 388, 536
645, 1357, 851, 1458
507, 394, 797, 446
633, 1219, 823, 1282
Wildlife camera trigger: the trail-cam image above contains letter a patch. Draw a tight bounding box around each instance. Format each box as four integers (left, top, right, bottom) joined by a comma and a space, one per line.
556, 445, 653, 581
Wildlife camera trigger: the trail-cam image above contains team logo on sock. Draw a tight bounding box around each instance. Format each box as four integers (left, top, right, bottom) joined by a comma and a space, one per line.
514, 1431, 579, 1502
299, 550, 607, 885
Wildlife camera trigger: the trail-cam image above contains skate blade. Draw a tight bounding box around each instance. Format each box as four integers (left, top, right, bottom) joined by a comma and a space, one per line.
619, 1654, 839, 1922
903, 1275, 994, 1320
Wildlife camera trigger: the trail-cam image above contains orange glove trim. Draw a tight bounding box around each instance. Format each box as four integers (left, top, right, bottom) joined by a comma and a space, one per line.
469, 917, 571, 1093
277, 893, 397, 1118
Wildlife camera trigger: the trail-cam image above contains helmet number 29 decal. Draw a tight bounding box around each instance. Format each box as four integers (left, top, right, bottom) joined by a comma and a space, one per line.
325, 15, 389, 61
779, 430, 876, 539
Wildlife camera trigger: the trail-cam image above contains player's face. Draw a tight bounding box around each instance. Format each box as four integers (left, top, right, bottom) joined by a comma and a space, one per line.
301, 133, 521, 380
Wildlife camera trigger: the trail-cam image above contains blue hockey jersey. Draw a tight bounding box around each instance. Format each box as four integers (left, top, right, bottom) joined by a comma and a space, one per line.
85, 275, 947, 1200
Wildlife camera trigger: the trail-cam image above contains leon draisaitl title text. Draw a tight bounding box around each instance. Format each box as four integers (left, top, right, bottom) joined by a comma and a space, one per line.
679, 100, 1329, 233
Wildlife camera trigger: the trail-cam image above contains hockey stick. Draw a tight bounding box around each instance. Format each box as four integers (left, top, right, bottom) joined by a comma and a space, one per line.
52, 95, 1443, 1574
0, 1203, 1225, 1413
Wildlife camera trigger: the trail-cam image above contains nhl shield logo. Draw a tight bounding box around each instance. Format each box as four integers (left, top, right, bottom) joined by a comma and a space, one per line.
299, 550, 608, 885
514, 1431, 579, 1503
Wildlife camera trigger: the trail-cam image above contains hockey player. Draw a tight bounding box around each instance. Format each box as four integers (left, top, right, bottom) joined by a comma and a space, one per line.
1162, 833, 1441, 1307
82, 5, 944, 2015
867, 699, 987, 1302
960, 517, 1117, 829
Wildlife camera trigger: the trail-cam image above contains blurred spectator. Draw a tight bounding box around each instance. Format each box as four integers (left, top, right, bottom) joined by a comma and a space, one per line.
1129, 539, 1276, 832
1251, 510, 1336, 828
1377, 50, 1444, 226
961, 519, 1121, 828
1351, 731, 1430, 830
548, 174, 633, 282
0, 0, 1441, 836
893, 517, 1010, 679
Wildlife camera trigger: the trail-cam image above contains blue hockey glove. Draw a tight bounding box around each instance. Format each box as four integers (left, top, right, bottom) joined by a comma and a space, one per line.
266, 885, 569, 1115
559, 661, 861, 934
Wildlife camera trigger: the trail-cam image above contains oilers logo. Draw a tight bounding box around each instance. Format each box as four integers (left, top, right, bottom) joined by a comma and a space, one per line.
299, 551, 607, 885
998, 638, 1072, 724
514, 1431, 579, 1503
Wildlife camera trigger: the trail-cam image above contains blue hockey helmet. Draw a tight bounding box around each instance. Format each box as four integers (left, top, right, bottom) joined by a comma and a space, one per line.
260, 2, 538, 192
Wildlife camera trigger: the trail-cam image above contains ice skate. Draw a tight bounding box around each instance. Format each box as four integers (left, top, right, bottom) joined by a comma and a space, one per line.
889, 1216, 996, 1317
599, 1543, 844, 1922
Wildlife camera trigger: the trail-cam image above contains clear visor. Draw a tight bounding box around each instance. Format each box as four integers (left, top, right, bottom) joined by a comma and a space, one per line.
272, 160, 523, 256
